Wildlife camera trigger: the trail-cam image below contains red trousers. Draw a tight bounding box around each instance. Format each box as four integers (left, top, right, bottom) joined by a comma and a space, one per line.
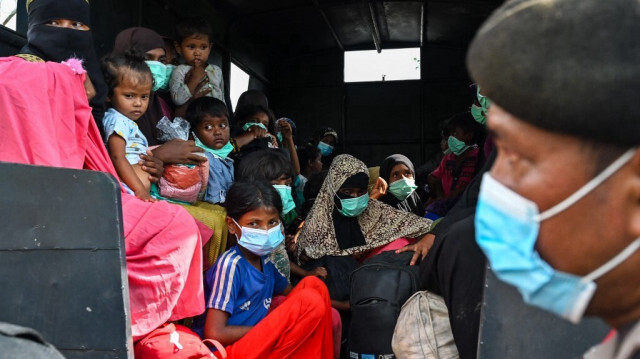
216, 276, 334, 359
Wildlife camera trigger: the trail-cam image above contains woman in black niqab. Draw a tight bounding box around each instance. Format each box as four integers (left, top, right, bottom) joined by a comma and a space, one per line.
19, 0, 108, 131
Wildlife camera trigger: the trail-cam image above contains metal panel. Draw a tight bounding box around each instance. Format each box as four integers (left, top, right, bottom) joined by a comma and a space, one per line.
478, 268, 610, 358
0, 163, 132, 358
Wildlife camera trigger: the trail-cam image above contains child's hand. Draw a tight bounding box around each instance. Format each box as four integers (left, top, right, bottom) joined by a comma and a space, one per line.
186, 63, 208, 96
245, 125, 267, 139
267, 134, 279, 148
369, 177, 388, 200
285, 234, 297, 253
135, 190, 157, 202
307, 266, 328, 280
277, 120, 293, 141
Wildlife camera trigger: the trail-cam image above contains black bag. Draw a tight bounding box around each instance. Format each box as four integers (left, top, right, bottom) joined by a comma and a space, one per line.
0, 322, 66, 359
348, 251, 419, 359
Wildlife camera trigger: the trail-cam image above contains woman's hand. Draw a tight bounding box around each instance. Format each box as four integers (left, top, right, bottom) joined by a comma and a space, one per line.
306, 266, 328, 280
152, 139, 206, 165
369, 177, 388, 200
396, 233, 436, 265
138, 150, 164, 183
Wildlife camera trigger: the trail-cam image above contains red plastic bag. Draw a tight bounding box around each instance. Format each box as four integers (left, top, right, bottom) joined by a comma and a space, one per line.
134, 323, 226, 359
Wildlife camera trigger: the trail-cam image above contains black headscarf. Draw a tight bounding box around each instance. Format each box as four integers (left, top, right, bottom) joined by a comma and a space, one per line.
113, 27, 165, 54
112, 27, 169, 146
332, 172, 369, 250
21, 0, 107, 130
379, 154, 425, 216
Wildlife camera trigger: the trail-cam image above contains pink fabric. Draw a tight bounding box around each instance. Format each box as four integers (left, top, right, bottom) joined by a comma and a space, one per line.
0, 56, 204, 340
361, 237, 413, 262
159, 176, 202, 203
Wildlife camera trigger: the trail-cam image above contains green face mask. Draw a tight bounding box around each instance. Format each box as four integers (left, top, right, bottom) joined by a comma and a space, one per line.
336, 193, 369, 217
470, 104, 486, 125
477, 87, 491, 109
242, 122, 268, 132
388, 177, 418, 201
193, 133, 233, 159
145, 61, 174, 92
448, 136, 470, 156
273, 185, 296, 215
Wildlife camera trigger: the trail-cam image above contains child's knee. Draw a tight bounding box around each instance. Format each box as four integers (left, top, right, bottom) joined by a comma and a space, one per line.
298, 276, 329, 297
295, 288, 326, 320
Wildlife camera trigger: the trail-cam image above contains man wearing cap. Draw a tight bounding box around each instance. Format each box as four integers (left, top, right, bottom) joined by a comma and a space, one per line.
465, 0, 640, 357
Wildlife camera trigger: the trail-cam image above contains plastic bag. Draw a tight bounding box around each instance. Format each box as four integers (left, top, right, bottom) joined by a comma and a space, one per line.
157, 116, 190, 142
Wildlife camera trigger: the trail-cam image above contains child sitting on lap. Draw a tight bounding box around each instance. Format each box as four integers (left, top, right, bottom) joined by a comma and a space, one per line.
192, 182, 333, 359
101, 50, 154, 201
170, 16, 224, 106
186, 97, 234, 204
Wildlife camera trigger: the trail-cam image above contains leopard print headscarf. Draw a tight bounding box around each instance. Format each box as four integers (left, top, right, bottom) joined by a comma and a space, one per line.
296, 154, 432, 261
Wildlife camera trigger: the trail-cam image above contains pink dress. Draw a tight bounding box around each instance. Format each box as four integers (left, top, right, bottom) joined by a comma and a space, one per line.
0, 56, 204, 340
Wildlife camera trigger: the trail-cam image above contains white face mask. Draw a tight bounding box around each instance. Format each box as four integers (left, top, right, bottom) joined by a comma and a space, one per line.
475, 148, 640, 323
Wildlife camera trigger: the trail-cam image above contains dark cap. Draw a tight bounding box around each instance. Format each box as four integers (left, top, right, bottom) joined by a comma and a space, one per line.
467, 0, 640, 146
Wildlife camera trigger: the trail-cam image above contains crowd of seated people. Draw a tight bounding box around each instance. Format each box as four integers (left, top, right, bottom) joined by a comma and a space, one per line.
0, 1, 497, 358
6, 0, 640, 358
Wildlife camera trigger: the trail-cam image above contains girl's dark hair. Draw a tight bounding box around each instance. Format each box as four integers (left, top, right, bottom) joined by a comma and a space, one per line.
186, 97, 229, 129
234, 104, 275, 135
446, 111, 485, 145
100, 49, 152, 97
224, 181, 283, 221
297, 145, 321, 173
236, 149, 294, 183
175, 16, 213, 43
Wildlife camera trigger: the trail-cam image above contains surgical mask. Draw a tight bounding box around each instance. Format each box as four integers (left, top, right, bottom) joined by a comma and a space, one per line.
471, 104, 486, 125
193, 132, 233, 159
477, 87, 490, 109
475, 149, 639, 324
273, 185, 296, 215
242, 122, 268, 132
336, 193, 369, 217
145, 61, 174, 92
447, 136, 470, 156
388, 178, 418, 201
232, 219, 284, 256
318, 141, 333, 156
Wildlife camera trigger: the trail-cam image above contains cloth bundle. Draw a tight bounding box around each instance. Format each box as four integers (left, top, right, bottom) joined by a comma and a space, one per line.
158, 162, 209, 204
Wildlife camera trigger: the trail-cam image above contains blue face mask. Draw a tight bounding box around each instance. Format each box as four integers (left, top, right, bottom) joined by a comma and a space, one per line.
273, 184, 296, 215
145, 61, 174, 92
233, 219, 284, 256
475, 149, 640, 324
193, 132, 233, 159
318, 141, 333, 157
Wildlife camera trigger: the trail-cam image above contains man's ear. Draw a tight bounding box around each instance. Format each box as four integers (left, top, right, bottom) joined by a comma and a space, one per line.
627, 150, 640, 238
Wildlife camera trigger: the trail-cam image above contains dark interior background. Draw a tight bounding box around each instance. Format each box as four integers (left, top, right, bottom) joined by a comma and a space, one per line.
1, 0, 504, 167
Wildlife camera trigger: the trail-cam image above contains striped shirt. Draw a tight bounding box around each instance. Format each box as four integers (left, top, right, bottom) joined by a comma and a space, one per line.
192, 246, 288, 338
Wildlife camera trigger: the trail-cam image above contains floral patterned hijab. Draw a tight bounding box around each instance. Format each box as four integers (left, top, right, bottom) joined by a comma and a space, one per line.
296, 154, 432, 261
